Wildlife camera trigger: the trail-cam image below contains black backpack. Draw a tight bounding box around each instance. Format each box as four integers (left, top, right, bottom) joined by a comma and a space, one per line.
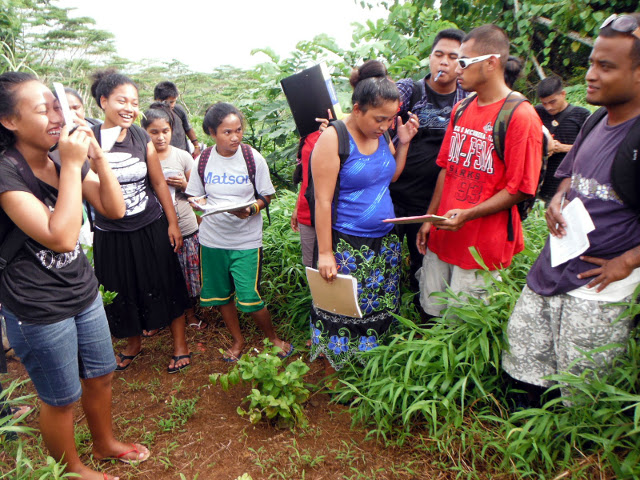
0, 148, 46, 275
573, 107, 640, 214
304, 119, 390, 227
452, 92, 547, 240
400, 79, 425, 124
197, 144, 271, 223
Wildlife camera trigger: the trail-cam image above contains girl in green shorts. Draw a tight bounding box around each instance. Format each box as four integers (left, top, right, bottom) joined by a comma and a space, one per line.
185, 102, 292, 361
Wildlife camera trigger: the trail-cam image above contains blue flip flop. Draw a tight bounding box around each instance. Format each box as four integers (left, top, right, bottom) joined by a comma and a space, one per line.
222, 352, 240, 363
276, 344, 295, 360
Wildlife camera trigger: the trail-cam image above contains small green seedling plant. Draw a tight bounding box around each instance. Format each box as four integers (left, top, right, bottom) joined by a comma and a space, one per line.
210, 339, 310, 428
156, 396, 199, 432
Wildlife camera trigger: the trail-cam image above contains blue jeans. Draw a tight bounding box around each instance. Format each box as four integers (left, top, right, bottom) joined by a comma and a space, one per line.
3, 293, 116, 407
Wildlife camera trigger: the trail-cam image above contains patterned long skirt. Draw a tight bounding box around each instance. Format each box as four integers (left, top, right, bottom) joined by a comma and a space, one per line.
309, 230, 401, 371
177, 232, 201, 299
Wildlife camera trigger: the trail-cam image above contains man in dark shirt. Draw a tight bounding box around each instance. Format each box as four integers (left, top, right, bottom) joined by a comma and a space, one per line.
154, 81, 202, 159
391, 28, 467, 301
503, 13, 640, 404
535, 76, 590, 203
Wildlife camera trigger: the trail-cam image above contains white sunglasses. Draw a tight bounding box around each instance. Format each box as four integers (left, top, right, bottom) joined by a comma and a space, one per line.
457, 54, 501, 69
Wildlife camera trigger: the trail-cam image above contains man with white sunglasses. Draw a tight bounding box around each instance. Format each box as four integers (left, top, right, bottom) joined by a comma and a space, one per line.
416, 24, 542, 318
503, 12, 640, 406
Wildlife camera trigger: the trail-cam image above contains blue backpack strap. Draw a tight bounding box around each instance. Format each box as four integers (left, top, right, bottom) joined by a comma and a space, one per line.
240, 143, 271, 224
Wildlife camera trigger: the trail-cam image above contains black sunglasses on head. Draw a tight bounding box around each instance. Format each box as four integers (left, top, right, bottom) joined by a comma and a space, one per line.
600, 14, 640, 41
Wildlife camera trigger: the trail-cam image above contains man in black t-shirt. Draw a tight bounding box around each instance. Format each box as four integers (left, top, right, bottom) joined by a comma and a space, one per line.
391, 28, 468, 301
154, 81, 202, 159
535, 76, 591, 203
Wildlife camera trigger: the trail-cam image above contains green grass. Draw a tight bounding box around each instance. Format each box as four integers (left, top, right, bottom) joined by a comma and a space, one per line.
300, 203, 640, 479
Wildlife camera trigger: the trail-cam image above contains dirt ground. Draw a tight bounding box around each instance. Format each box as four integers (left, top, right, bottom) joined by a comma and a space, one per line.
1, 309, 454, 480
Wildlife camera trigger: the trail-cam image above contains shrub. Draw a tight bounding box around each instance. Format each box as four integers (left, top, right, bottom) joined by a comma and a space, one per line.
335, 204, 640, 478
209, 339, 311, 429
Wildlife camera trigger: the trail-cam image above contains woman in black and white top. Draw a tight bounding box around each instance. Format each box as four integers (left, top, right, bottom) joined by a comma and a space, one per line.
89, 70, 191, 374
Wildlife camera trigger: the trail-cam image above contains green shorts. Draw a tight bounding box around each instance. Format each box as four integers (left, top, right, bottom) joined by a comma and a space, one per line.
200, 246, 265, 313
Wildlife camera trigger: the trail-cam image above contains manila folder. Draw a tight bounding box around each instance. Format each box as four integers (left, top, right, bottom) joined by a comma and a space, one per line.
305, 267, 362, 318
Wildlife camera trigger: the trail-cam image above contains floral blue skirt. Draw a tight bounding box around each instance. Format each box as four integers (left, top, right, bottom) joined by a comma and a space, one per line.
310, 230, 401, 371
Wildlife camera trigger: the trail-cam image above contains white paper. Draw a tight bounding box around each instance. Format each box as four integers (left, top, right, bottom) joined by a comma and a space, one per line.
100, 126, 122, 153
163, 169, 182, 204
188, 199, 254, 217
53, 82, 75, 128
549, 198, 595, 268
305, 267, 362, 318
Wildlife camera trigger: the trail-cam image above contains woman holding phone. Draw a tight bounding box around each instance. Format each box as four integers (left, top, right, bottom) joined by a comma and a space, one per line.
0, 72, 148, 480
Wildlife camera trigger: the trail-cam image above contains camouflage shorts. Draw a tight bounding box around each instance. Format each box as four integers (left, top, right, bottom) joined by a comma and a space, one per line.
502, 285, 634, 388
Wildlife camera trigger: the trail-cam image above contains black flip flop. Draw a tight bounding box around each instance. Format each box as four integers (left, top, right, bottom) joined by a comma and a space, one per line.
115, 351, 142, 371
168, 353, 191, 374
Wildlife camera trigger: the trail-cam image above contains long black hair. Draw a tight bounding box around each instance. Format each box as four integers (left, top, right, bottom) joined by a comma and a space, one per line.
0, 72, 38, 152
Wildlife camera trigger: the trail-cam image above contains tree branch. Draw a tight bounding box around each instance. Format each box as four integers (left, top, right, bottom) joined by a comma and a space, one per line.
533, 16, 594, 47
529, 52, 546, 80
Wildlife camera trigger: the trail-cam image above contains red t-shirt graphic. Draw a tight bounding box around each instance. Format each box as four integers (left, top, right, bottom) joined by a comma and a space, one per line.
428, 96, 542, 270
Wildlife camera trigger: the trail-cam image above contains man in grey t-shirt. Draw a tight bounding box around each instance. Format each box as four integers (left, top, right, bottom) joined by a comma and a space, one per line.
154, 81, 202, 159
503, 13, 640, 406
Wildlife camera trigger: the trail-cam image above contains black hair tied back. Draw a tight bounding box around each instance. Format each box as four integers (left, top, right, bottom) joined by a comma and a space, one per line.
90, 69, 138, 109
202, 102, 244, 136
142, 102, 174, 130
349, 60, 399, 112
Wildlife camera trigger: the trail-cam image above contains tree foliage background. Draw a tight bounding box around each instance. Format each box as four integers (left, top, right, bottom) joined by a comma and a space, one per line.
3, 0, 636, 188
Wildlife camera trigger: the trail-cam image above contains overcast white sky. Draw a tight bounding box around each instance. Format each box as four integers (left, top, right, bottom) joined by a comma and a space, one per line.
57, 0, 388, 72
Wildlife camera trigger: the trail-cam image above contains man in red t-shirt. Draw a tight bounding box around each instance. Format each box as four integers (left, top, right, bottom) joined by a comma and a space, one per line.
416, 24, 543, 316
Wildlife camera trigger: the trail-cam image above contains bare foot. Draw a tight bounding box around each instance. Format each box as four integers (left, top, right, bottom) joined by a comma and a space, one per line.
142, 327, 165, 337
10, 405, 32, 419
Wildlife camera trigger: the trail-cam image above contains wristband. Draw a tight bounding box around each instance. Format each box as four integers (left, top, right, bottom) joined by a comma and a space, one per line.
250, 202, 260, 216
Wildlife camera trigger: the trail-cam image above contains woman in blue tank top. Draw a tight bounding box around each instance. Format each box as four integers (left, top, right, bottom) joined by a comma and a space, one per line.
310, 60, 418, 373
